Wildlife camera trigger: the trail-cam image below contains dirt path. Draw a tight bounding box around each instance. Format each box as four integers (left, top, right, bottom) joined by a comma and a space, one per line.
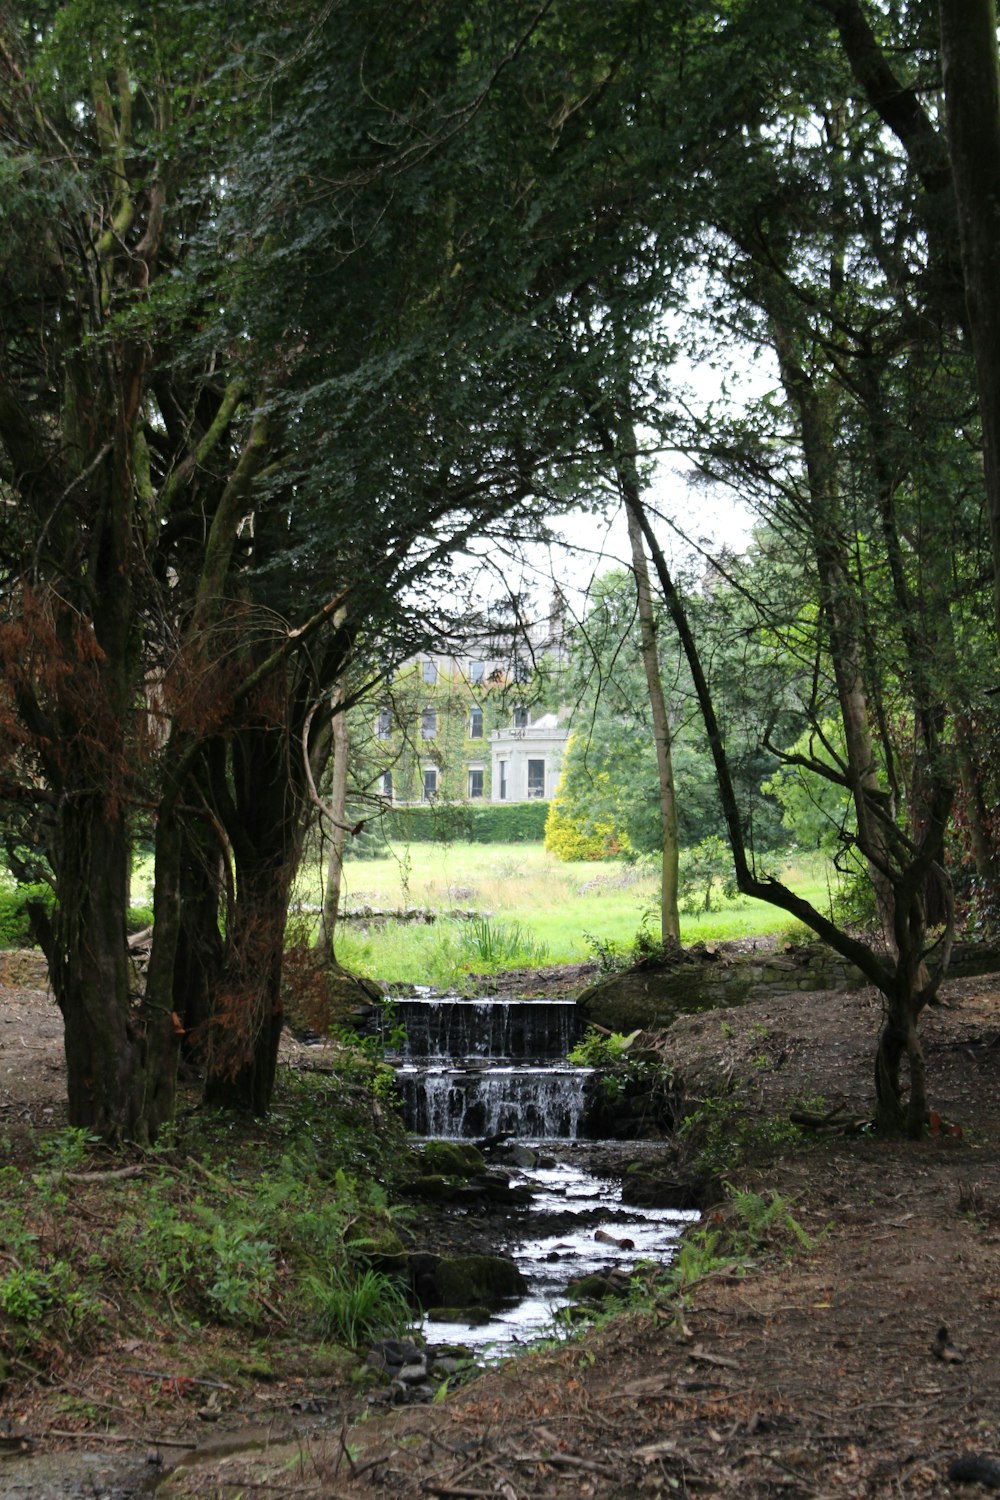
4, 958, 1000, 1497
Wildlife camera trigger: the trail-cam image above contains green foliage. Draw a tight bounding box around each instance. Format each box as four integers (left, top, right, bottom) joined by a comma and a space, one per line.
465, 804, 550, 843
678, 838, 742, 915
381, 803, 550, 846
203, 1222, 277, 1325
0, 1258, 98, 1345
569, 1026, 674, 1115
583, 920, 674, 976
36, 1126, 92, 1172
306, 1264, 412, 1348
725, 1187, 816, 1255
567, 1027, 636, 1067
458, 916, 550, 970
544, 755, 627, 862
0, 883, 53, 949
761, 722, 853, 854
661, 1187, 814, 1305
678, 1097, 810, 1177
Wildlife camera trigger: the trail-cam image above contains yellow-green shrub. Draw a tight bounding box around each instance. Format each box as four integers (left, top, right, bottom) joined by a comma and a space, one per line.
544, 767, 627, 861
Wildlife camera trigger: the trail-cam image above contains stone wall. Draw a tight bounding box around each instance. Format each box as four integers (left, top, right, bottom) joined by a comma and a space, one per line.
576, 940, 1000, 1037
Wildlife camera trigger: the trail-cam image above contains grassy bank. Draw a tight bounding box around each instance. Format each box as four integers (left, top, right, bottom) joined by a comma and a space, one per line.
291, 843, 838, 988
0, 1059, 422, 1397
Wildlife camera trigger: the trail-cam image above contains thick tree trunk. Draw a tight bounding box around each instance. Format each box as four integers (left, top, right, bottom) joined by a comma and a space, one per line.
875, 918, 932, 1138
173, 814, 226, 1048
38, 796, 144, 1140
202, 865, 286, 1114
939, 0, 1000, 642
201, 719, 304, 1114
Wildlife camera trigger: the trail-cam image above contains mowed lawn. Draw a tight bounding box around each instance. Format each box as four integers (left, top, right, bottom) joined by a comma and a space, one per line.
292, 842, 836, 984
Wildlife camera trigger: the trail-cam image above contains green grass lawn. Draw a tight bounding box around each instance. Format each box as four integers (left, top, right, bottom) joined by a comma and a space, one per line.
291, 841, 839, 988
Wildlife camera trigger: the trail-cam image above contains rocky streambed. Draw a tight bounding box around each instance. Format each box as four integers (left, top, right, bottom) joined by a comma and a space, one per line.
374, 1139, 697, 1387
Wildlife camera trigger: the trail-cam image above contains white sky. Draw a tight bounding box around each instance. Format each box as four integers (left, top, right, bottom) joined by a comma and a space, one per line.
488, 334, 775, 627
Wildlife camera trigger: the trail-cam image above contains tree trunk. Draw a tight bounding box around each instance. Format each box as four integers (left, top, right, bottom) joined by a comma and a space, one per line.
770, 318, 899, 948
623, 495, 681, 943
628, 498, 950, 1137
954, 717, 998, 884
314, 698, 349, 955
939, 0, 1000, 642
37, 795, 144, 1141
202, 717, 304, 1114
202, 861, 287, 1114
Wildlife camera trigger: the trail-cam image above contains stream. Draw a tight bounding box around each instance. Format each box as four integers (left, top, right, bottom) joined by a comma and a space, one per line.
387, 993, 696, 1358
7, 992, 691, 1497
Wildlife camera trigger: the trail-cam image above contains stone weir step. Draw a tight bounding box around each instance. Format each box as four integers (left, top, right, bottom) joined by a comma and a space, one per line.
384, 996, 581, 1064
394, 1064, 589, 1140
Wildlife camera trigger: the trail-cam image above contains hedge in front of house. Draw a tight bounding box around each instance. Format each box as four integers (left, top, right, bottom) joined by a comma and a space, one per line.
384, 802, 548, 844
466, 803, 548, 842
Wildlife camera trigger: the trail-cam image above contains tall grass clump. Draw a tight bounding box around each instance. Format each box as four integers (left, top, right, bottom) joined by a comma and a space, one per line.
459, 916, 549, 969
305, 1263, 413, 1348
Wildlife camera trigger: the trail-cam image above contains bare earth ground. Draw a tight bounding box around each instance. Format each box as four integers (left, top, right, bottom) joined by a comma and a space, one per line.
3, 954, 1000, 1498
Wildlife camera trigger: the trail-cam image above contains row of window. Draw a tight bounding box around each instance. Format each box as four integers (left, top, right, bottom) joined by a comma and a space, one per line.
421, 658, 487, 686
376, 704, 529, 742
377, 759, 545, 802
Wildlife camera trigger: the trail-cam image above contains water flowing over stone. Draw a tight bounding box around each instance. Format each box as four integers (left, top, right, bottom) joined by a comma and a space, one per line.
389, 995, 584, 1139
386, 987, 694, 1361
388, 997, 580, 1063
396, 1064, 587, 1139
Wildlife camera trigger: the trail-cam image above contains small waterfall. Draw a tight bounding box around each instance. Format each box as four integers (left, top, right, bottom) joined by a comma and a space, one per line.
388, 997, 579, 1063
388, 995, 585, 1139
397, 1065, 587, 1139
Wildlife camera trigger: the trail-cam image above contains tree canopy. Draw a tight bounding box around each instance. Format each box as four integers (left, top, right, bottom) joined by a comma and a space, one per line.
0, 0, 998, 1139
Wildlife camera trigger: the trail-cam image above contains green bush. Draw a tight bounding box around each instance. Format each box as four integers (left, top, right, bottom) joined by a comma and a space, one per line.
544, 783, 624, 862
0, 883, 53, 949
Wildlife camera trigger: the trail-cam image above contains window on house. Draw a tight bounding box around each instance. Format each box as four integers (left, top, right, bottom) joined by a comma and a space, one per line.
469, 660, 485, 684
376, 706, 392, 740
467, 767, 484, 799
469, 706, 483, 739
380, 769, 393, 800
420, 707, 437, 739
513, 706, 528, 729
527, 759, 545, 798
422, 767, 438, 802
422, 659, 438, 685
498, 760, 508, 801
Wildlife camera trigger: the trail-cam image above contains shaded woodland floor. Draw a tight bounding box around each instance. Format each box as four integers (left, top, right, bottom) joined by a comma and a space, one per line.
3, 953, 1000, 1497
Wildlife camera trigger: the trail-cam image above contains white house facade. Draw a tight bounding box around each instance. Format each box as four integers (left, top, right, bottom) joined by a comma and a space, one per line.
490, 712, 568, 804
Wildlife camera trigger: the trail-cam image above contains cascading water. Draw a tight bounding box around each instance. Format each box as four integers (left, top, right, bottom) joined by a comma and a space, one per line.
383, 990, 697, 1359
387, 995, 588, 1139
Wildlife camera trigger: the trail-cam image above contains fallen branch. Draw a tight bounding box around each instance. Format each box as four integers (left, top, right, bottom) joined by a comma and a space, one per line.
47, 1428, 195, 1449
422, 1487, 497, 1499
510, 1450, 620, 1478
124, 1368, 235, 1391
688, 1344, 740, 1369
32, 1165, 145, 1186
789, 1108, 871, 1134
